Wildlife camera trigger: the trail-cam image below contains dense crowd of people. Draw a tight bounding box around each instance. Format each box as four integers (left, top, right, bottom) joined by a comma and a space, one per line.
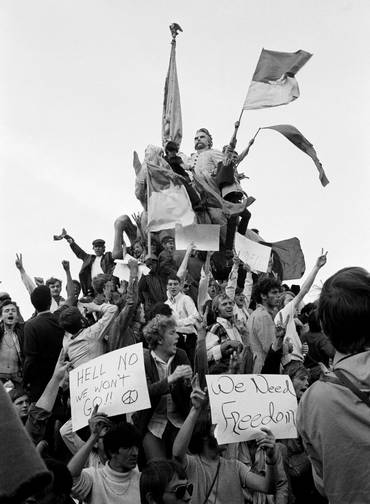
1, 129, 369, 504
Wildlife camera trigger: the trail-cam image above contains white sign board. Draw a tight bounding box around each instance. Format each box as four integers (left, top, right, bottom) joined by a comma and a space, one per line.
113, 254, 149, 283
175, 224, 220, 251
206, 374, 298, 444
234, 233, 271, 272
70, 343, 150, 431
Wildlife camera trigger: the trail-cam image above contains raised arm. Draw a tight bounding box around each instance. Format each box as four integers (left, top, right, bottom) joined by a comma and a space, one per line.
173, 375, 207, 465
225, 254, 240, 301
294, 250, 328, 306
15, 253, 36, 295
64, 233, 89, 261
177, 242, 194, 282
62, 260, 76, 305
197, 252, 212, 313
67, 408, 107, 478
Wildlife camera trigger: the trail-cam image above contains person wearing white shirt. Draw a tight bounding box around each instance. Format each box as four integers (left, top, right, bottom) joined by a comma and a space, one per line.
165, 274, 199, 368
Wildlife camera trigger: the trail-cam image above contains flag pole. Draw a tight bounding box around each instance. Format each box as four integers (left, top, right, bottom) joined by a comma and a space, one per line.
146, 169, 151, 254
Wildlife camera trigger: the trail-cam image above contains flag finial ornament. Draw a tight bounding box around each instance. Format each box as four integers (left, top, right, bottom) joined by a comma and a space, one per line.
169, 23, 183, 42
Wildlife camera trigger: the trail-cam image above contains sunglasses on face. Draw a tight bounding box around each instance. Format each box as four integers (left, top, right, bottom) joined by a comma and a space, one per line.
167, 483, 193, 499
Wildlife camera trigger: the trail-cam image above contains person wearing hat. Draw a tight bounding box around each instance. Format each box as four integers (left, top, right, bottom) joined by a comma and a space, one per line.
57, 231, 115, 296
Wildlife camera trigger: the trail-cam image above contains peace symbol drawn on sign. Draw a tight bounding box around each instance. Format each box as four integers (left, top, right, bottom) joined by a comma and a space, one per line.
122, 389, 138, 405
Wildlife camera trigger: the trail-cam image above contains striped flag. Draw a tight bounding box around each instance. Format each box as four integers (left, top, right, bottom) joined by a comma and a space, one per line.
147, 164, 195, 232
244, 49, 312, 110
262, 124, 329, 187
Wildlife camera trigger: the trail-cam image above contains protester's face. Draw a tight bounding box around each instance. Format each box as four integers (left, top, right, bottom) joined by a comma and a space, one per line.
217, 298, 234, 319
49, 282, 62, 298
115, 445, 138, 471
73, 282, 81, 297
167, 279, 181, 298
262, 288, 281, 309
162, 475, 192, 504
235, 293, 245, 308
13, 395, 30, 420
133, 242, 143, 258
292, 374, 309, 400
163, 239, 175, 253
182, 281, 191, 295
194, 130, 210, 151
1, 304, 18, 325
166, 149, 178, 159
160, 325, 179, 356
103, 280, 114, 302
93, 244, 105, 257
208, 281, 218, 299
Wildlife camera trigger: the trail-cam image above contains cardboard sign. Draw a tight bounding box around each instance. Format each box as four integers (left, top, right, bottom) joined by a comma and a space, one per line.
206, 374, 298, 444
70, 343, 150, 431
234, 233, 271, 272
175, 224, 220, 251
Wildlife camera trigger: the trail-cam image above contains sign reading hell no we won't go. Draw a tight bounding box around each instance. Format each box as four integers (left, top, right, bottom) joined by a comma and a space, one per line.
69, 343, 150, 431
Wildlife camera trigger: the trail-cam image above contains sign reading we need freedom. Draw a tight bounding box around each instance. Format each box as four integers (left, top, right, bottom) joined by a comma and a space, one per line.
70, 343, 150, 431
206, 374, 298, 444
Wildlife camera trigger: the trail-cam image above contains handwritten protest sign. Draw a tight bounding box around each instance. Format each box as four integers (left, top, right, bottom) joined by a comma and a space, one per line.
69, 343, 150, 431
175, 224, 220, 251
206, 374, 298, 444
113, 254, 150, 283
234, 233, 271, 272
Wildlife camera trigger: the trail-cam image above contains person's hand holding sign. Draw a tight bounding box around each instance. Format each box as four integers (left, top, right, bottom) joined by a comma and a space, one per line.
256, 427, 278, 463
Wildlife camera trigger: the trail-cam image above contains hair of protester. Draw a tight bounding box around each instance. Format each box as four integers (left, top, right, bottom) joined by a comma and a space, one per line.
161, 235, 174, 245
92, 273, 112, 294
30, 285, 52, 311
72, 279, 81, 289
8, 387, 29, 403
252, 277, 281, 304
59, 307, 83, 334
235, 286, 244, 296
284, 361, 309, 381
318, 266, 370, 353
147, 302, 173, 321
164, 140, 179, 153
45, 277, 62, 287
188, 415, 213, 454
301, 302, 316, 317
143, 315, 177, 350
103, 422, 141, 459
211, 293, 233, 315
307, 309, 321, 333
166, 273, 181, 285
140, 458, 187, 504
197, 128, 213, 148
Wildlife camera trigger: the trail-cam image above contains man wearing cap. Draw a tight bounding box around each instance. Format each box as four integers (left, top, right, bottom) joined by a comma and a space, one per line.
60, 233, 115, 296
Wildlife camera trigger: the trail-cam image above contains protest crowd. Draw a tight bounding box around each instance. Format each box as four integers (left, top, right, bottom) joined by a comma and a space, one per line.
1, 29, 369, 504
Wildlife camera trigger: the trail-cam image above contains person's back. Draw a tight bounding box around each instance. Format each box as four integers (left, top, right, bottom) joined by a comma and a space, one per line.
23, 286, 64, 402
298, 267, 370, 504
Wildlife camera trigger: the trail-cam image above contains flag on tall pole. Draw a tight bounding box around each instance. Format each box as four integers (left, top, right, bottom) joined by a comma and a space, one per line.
243, 49, 312, 110
162, 23, 183, 148
146, 164, 195, 232
262, 124, 329, 187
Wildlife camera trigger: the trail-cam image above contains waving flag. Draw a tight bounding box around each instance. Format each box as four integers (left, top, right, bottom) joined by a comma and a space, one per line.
147, 164, 195, 232
162, 27, 182, 147
262, 124, 329, 187
244, 49, 312, 110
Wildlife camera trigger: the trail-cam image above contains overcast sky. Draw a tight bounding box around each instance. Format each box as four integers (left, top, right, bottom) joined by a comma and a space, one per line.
1, 0, 369, 317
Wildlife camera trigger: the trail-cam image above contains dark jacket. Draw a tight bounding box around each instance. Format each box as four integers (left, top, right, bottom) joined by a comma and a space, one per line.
23, 312, 64, 402
138, 273, 168, 319
70, 241, 115, 295
133, 348, 191, 435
